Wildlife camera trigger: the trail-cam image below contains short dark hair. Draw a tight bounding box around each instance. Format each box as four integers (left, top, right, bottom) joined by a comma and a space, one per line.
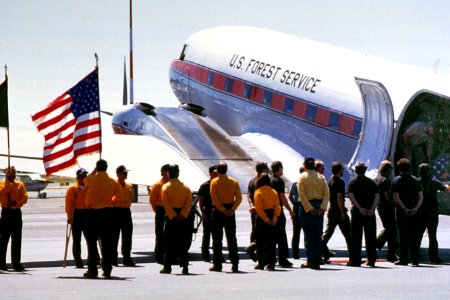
419, 163, 430, 179
355, 162, 367, 175
255, 162, 268, 174
208, 165, 217, 174
256, 173, 271, 188
331, 161, 343, 175
315, 160, 324, 171
397, 158, 411, 173
167, 164, 179, 179
378, 160, 392, 174
304, 157, 315, 170
216, 162, 227, 174
271, 161, 283, 173
160, 164, 170, 173
96, 159, 108, 172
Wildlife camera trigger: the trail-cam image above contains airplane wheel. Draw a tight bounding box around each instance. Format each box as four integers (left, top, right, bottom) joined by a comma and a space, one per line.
42, 192, 47, 199
38, 194, 42, 198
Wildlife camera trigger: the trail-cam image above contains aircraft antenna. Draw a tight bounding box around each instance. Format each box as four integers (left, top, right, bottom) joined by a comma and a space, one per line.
129, 0, 134, 104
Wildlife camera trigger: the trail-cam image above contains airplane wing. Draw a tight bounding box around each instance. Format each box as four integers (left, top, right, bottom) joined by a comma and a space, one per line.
111, 102, 304, 189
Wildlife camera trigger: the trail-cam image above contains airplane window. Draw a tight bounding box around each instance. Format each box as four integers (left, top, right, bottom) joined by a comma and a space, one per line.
284, 98, 294, 113
224, 78, 233, 92
263, 91, 273, 106
306, 105, 317, 121
207, 72, 215, 86
353, 120, 362, 137
244, 84, 252, 99
329, 112, 340, 129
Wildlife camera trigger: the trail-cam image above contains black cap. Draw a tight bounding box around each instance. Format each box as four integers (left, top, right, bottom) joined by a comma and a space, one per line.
116, 165, 130, 174
304, 157, 315, 165
76, 168, 88, 177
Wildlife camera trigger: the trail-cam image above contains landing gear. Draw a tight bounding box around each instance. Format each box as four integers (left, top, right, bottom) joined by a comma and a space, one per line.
38, 192, 47, 199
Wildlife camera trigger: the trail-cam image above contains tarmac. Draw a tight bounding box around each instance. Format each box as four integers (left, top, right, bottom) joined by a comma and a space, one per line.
1, 185, 450, 299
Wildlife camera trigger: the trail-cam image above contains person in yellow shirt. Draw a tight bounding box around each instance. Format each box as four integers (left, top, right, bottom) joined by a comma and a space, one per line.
65, 168, 92, 268
0, 166, 28, 272
159, 164, 192, 275
83, 159, 122, 279
297, 157, 330, 270
149, 164, 169, 265
254, 173, 281, 271
209, 162, 242, 273
112, 165, 136, 267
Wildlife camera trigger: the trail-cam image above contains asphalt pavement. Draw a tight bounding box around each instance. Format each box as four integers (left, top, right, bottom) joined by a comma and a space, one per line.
1, 186, 450, 299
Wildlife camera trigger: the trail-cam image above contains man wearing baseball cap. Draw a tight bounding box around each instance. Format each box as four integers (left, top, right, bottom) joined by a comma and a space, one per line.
112, 165, 136, 267
65, 168, 92, 268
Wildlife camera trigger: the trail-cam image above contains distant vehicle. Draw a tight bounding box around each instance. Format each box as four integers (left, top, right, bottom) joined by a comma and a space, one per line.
0, 172, 51, 198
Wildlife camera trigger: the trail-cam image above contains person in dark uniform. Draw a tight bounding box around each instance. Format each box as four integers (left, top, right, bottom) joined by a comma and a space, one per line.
298, 157, 330, 270
149, 164, 170, 265
347, 162, 380, 267
197, 165, 218, 262
65, 168, 90, 268
374, 160, 398, 262
209, 162, 242, 273
391, 158, 423, 266
270, 161, 295, 267
288, 166, 305, 259
0, 166, 28, 271
112, 165, 136, 267
254, 173, 281, 271
418, 163, 450, 264
159, 164, 192, 275
246, 162, 269, 262
321, 161, 351, 263
83, 159, 122, 279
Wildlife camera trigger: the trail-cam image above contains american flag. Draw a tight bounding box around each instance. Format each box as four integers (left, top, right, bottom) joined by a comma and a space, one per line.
31, 69, 101, 175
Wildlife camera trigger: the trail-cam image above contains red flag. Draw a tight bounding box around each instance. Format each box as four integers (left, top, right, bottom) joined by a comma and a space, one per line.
31, 69, 101, 175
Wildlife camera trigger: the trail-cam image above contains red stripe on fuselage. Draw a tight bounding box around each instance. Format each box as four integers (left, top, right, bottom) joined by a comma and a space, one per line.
171, 60, 361, 139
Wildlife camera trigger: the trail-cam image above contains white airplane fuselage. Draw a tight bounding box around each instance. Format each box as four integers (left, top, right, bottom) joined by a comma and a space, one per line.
168, 26, 450, 177
112, 26, 450, 186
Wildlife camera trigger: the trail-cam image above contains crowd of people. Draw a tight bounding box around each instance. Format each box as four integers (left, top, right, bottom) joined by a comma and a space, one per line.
0, 155, 449, 276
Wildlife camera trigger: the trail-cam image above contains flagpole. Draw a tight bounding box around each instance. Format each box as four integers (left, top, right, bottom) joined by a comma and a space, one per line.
4, 65, 10, 167
94, 54, 102, 160
129, 0, 134, 104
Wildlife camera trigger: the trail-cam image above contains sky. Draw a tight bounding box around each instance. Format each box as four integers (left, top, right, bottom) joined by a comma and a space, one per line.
1, 0, 450, 174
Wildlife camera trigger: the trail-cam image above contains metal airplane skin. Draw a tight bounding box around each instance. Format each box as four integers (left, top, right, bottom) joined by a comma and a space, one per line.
111, 26, 450, 208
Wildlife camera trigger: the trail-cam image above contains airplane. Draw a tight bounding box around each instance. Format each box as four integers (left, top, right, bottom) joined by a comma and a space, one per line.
88, 26, 450, 213
0, 169, 52, 198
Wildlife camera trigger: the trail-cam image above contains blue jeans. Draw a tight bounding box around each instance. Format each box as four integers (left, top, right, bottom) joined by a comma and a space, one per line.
300, 200, 324, 268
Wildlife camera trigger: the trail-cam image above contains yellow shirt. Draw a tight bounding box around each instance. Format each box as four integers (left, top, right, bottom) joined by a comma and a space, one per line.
162, 178, 192, 219
254, 186, 281, 223
84, 171, 122, 209
115, 181, 134, 208
210, 174, 242, 213
0, 179, 28, 209
65, 183, 87, 218
150, 178, 168, 211
297, 170, 330, 212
